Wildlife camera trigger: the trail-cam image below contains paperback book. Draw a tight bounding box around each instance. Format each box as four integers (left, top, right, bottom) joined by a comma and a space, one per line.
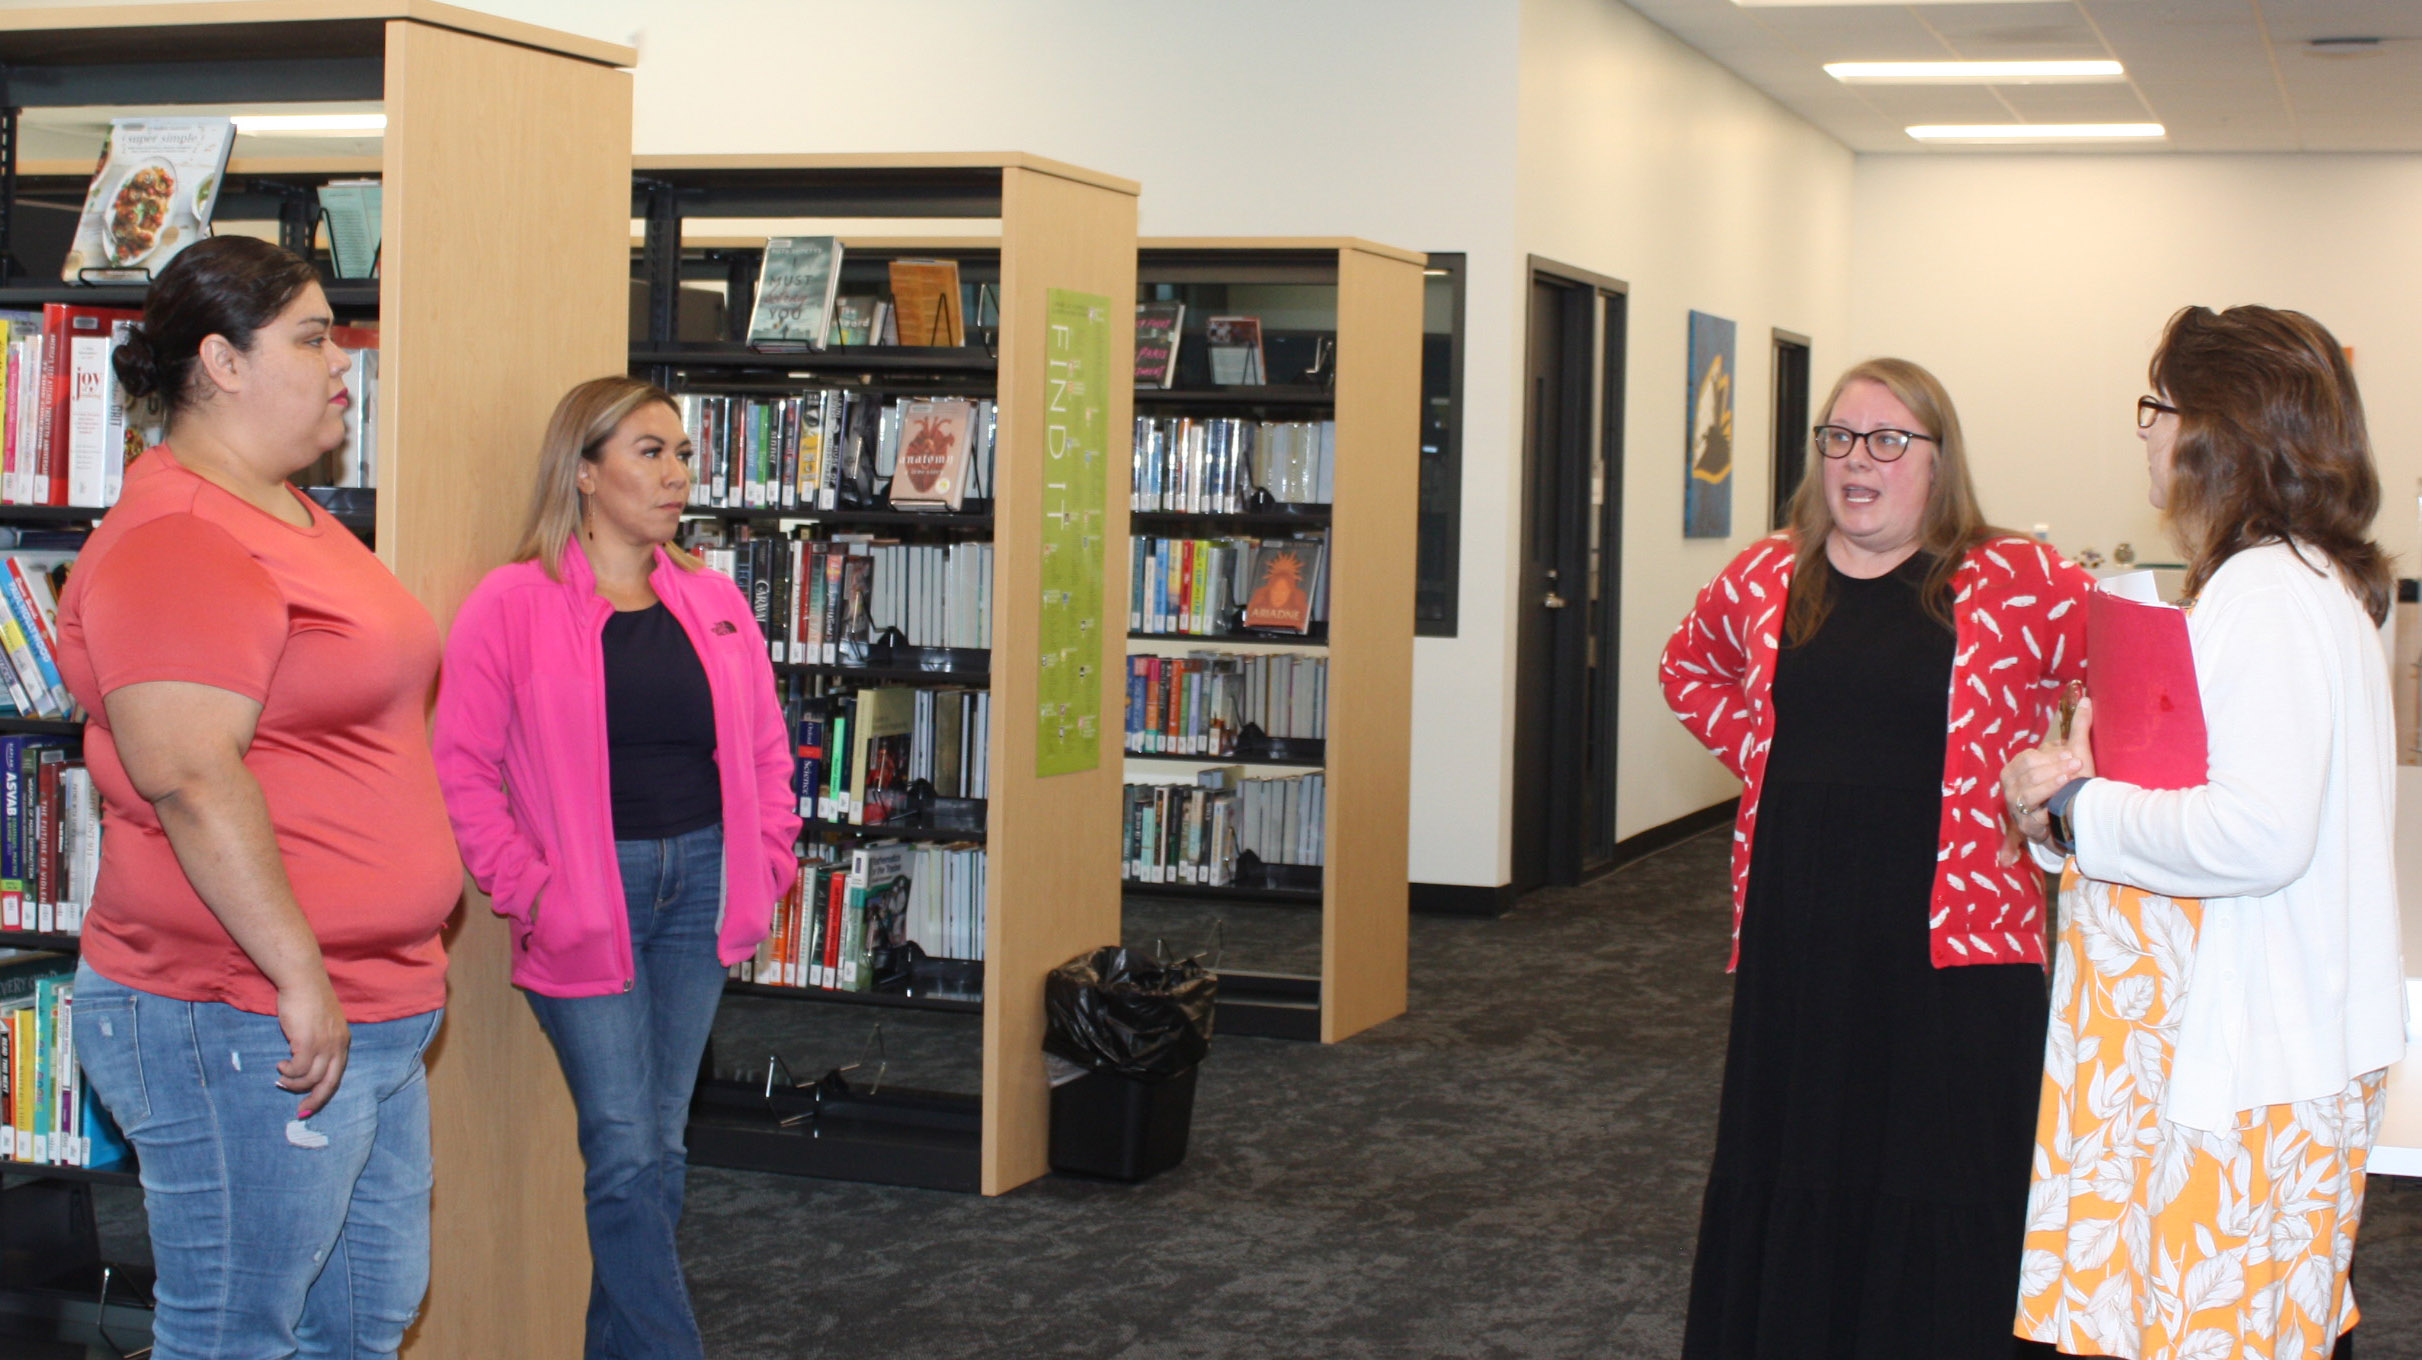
887, 259, 965, 347
1206, 315, 1266, 386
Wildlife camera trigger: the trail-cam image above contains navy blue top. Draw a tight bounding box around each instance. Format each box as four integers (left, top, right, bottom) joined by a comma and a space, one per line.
601, 602, 721, 840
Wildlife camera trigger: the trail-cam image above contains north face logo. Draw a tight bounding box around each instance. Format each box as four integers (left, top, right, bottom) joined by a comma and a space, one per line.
711, 621, 738, 635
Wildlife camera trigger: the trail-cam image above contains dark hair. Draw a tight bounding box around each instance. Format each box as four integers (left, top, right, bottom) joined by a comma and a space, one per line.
111, 236, 322, 414
2150, 305, 2393, 625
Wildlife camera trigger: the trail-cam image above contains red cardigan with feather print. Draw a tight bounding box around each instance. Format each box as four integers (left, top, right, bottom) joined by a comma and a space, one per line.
1659, 533, 2095, 970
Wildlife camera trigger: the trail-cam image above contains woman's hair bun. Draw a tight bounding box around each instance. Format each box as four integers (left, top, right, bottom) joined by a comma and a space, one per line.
111, 325, 164, 401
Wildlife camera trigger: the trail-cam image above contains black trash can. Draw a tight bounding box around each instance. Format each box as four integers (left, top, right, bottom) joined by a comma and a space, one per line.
1049, 1065, 1199, 1181
1043, 946, 1215, 1182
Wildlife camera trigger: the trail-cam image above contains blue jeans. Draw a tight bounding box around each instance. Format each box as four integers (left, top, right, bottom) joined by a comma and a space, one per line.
70, 963, 443, 1360
524, 821, 727, 1360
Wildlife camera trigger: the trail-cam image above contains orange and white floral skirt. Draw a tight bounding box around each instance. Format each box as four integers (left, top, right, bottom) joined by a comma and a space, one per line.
2016, 869, 2385, 1360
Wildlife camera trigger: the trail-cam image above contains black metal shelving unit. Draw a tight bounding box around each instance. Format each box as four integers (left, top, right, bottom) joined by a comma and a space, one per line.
629, 175, 1016, 1192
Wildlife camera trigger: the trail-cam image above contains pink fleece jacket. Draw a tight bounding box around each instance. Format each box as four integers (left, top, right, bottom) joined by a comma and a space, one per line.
432, 540, 802, 997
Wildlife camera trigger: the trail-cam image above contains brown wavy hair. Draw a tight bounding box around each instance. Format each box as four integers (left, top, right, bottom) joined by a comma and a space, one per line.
1781, 357, 1998, 645
2150, 305, 2391, 624
512, 375, 700, 579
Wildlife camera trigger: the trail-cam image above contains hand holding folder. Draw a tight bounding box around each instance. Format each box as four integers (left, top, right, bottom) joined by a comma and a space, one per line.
2084, 573, 2210, 790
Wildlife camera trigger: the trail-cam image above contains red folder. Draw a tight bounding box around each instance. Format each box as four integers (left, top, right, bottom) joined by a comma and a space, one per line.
2086, 591, 2209, 789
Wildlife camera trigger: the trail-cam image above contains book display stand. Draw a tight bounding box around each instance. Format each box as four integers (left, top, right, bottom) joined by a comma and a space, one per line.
1125, 239, 1421, 1044
630, 154, 1137, 1195
0, 5, 634, 1354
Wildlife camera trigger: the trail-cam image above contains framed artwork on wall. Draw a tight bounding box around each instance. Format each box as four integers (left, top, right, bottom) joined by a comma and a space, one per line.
1685, 310, 1736, 538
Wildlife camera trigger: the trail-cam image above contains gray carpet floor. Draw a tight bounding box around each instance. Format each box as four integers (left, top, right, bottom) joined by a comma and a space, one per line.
19, 827, 2421, 1357
676, 828, 2422, 1359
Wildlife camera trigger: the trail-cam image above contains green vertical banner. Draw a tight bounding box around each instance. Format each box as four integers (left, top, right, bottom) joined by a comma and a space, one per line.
1036, 288, 1111, 777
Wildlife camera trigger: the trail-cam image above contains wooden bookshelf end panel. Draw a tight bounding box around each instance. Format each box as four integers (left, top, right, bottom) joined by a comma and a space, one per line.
382, 19, 631, 1360
1320, 245, 1422, 1044
979, 163, 1137, 1196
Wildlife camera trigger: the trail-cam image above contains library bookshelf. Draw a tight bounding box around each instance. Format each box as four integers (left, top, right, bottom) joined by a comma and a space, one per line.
0, 5, 633, 1356
629, 154, 1138, 1196
1126, 238, 1421, 1045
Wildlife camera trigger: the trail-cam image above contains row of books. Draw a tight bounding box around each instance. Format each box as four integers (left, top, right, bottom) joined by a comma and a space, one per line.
688, 529, 995, 664
0, 738, 99, 936
0, 953, 129, 1169
0, 552, 77, 722
1123, 769, 1326, 885
793, 685, 991, 825
1, 308, 160, 508
740, 841, 986, 992
677, 391, 995, 515
1130, 416, 1336, 514
1125, 652, 1327, 756
1, 309, 377, 508
1131, 535, 1329, 636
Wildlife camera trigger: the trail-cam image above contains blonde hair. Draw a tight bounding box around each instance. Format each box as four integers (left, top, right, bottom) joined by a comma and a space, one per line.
513, 376, 701, 579
1781, 357, 2000, 645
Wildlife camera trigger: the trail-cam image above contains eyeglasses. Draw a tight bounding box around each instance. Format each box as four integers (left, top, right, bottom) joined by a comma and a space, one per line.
2137, 396, 2179, 429
1812, 425, 1937, 462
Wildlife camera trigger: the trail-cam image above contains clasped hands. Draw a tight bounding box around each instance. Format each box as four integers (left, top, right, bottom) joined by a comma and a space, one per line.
2001, 683, 2094, 854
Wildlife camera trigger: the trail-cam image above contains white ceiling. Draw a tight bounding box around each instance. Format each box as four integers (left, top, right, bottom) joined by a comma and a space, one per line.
1617, 0, 2422, 152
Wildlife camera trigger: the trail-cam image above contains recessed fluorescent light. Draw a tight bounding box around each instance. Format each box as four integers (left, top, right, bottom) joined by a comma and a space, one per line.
231, 114, 387, 136
1827, 60, 2123, 85
1738, 0, 2063, 6
1906, 123, 2165, 143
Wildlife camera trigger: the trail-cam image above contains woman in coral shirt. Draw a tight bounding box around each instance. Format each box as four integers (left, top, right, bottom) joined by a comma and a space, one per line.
433, 376, 799, 1360
1661, 357, 2092, 1358
58, 236, 462, 1359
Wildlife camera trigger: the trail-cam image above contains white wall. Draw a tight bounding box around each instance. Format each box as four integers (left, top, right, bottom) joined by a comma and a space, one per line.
1517, 0, 1856, 851
1849, 154, 2422, 576
78, 0, 1860, 886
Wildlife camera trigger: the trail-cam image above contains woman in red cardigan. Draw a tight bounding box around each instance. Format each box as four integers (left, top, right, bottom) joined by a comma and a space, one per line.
1661, 357, 2093, 1359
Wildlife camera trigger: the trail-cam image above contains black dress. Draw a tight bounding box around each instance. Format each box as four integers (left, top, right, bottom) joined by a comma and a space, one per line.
1682, 556, 2051, 1360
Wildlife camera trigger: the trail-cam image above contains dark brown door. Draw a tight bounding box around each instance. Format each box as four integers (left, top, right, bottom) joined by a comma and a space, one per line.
1512, 267, 1616, 892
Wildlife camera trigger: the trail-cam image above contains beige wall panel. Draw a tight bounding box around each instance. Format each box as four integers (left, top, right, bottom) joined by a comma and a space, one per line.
1322, 246, 1422, 1042
382, 19, 630, 1358
982, 165, 1137, 1194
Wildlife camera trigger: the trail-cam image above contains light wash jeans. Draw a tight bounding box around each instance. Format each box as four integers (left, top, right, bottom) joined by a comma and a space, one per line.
523, 821, 728, 1360
71, 962, 443, 1360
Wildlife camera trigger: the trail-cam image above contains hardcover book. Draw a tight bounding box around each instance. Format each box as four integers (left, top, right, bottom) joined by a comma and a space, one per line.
60, 118, 236, 284
887, 259, 964, 347
747, 236, 844, 350
888, 398, 976, 510
1241, 540, 1325, 634
1206, 315, 1266, 386
1135, 302, 1185, 388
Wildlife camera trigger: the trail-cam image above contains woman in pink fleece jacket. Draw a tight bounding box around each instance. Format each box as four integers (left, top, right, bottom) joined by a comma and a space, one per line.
432, 376, 799, 1360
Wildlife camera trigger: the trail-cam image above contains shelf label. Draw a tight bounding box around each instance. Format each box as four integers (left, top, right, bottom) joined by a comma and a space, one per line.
1037, 288, 1111, 777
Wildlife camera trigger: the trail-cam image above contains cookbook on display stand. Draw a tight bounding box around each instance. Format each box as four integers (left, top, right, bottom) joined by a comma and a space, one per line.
59, 118, 238, 284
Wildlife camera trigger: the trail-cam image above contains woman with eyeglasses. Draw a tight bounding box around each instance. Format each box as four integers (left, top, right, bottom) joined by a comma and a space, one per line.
1661, 357, 2095, 1358
2003, 308, 2401, 1360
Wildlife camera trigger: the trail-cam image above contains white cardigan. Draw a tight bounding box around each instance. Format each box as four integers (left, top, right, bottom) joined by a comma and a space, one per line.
2071, 541, 2408, 1132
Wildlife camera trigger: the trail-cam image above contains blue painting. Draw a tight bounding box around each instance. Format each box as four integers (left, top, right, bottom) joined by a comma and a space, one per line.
1685, 311, 1736, 539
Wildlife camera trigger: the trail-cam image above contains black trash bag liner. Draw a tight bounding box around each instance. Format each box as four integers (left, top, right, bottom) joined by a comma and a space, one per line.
1044, 946, 1216, 1080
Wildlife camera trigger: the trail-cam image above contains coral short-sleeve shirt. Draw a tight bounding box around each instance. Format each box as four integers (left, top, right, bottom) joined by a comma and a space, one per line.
54, 447, 461, 1022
